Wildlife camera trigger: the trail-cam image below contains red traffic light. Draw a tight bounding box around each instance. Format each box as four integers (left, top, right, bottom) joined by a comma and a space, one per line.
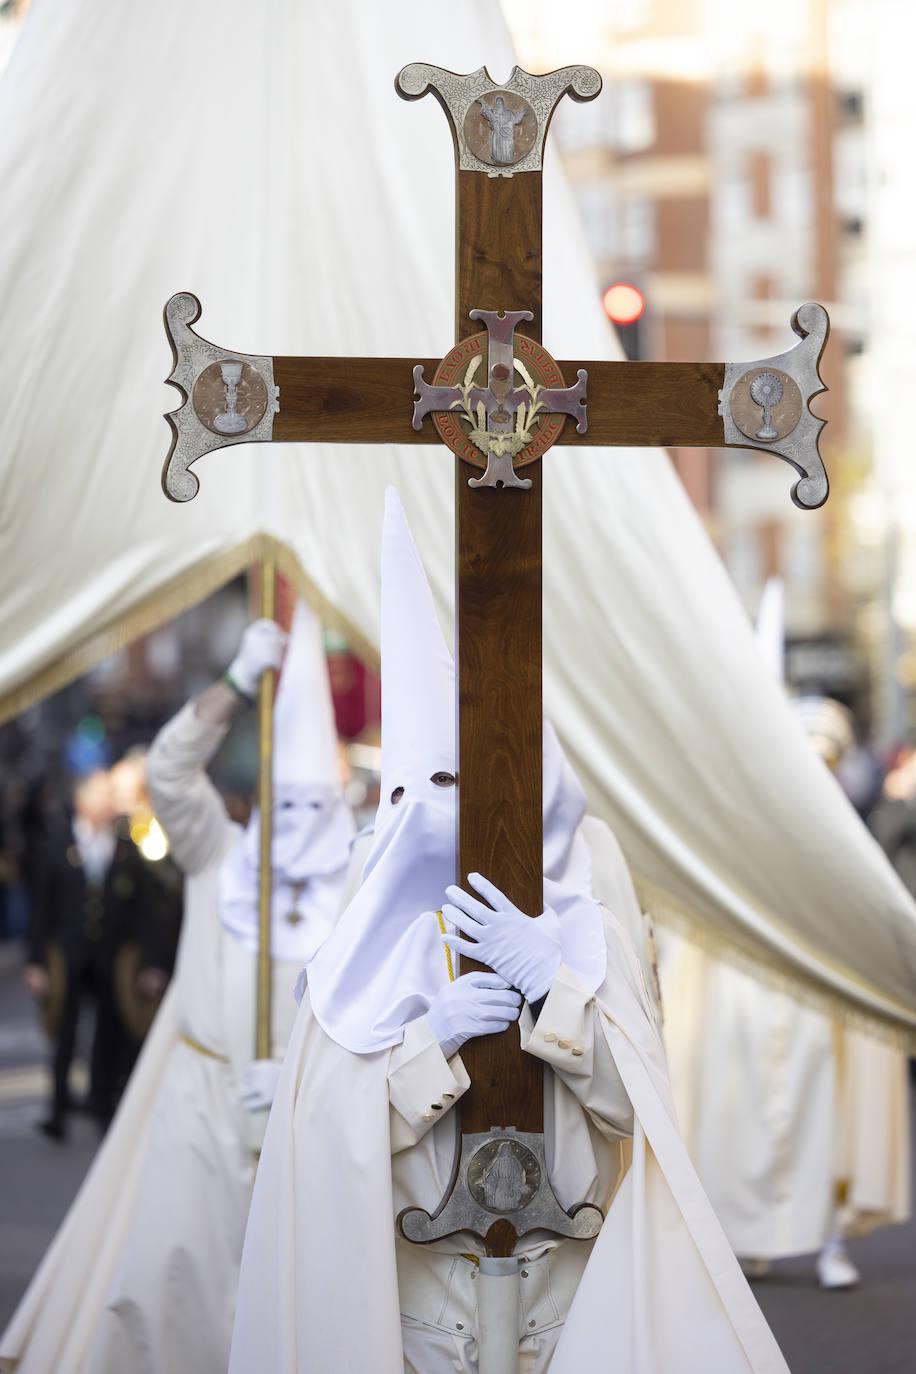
602, 283, 645, 325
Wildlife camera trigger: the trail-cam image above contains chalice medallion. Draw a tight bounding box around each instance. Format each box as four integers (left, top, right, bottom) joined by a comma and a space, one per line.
191, 358, 270, 438
213, 361, 248, 434
750, 369, 783, 441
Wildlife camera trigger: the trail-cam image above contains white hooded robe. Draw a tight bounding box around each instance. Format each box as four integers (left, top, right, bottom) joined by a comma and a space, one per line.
229, 903, 790, 1372
0, 694, 350, 1374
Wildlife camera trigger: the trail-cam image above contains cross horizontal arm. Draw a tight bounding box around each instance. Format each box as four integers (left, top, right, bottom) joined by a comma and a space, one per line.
272, 356, 439, 445
550, 361, 726, 447
272, 356, 726, 447
163, 292, 827, 512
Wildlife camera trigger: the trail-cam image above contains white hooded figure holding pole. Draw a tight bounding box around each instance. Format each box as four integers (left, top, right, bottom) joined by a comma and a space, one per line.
229, 488, 790, 1374
0, 598, 355, 1374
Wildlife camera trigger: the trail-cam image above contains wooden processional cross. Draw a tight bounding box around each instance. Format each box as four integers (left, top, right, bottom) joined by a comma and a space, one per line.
163, 63, 830, 1257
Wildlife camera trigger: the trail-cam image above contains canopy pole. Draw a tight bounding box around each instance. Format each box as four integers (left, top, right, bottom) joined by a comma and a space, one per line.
256, 556, 276, 1060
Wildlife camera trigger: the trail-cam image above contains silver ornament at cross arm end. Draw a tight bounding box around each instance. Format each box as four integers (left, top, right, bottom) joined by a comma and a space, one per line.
162, 293, 279, 503
719, 302, 830, 510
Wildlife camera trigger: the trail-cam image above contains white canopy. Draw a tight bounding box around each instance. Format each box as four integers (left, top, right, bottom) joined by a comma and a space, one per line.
2, 0, 915, 1037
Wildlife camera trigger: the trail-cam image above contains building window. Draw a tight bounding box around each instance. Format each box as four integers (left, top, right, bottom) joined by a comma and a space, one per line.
837, 88, 864, 121
749, 151, 771, 219
553, 91, 612, 152
716, 170, 751, 228
621, 196, 655, 261
614, 80, 655, 154
576, 182, 617, 263
773, 164, 812, 228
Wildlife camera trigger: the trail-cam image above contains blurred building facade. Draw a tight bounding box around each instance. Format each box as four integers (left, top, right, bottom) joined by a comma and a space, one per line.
508, 0, 915, 745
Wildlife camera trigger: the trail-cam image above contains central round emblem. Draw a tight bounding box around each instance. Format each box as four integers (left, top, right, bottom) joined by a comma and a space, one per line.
431, 332, 567, 468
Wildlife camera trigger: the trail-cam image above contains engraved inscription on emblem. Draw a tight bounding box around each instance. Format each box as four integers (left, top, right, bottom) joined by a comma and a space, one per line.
445, 345, 559, 461
729, 366, 803, 445
467, 1138, 541, 1214
192, 359, 269, 437
463, 90, 536, 167
413, 316, 586, 481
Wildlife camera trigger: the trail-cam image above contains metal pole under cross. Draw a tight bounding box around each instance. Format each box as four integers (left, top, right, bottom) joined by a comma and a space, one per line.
161, 61, 830, 1260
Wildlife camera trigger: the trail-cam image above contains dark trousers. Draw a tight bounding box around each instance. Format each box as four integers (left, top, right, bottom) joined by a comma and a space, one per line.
50, 959, 134, 1127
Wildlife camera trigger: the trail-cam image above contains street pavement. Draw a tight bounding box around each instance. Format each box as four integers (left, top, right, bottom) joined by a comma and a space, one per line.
0, 944, 914, 1369
750, 1104, 916, 1374
0, 945, 99, 1330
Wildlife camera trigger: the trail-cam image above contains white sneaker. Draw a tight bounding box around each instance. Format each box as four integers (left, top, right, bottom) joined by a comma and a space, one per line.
816, 1239, 861, 1289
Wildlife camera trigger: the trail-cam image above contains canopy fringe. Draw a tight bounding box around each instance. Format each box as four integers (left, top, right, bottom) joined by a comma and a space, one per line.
635, 871, 916, 1053
0, 534, 379, 728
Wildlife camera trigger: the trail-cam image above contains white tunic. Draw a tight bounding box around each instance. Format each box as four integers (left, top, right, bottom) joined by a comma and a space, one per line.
0, 704, 305, 1374
229, 908, 790, 1373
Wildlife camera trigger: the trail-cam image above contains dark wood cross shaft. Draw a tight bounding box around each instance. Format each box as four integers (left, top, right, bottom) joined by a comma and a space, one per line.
163, 61, 829, 1255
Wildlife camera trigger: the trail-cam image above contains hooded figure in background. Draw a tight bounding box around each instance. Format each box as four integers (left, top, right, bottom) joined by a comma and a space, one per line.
229, 489, 790, 1374
0, 599, 354, 1374
656, 690, 910, 1289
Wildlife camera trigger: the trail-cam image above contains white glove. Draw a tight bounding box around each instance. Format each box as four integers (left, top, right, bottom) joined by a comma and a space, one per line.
426, 971, 522, 1060
442, 873, 562, 1002
240, 1058, 282, 1112
226, 619, 288, 698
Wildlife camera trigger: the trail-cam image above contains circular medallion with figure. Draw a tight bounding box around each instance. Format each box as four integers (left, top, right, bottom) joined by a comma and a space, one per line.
467, 1136, 541, 1214
462, 89, 537, 168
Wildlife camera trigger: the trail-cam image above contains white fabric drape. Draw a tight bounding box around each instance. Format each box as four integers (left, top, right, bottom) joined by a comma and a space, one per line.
656, 924, 911, 1258
2, 0, 916, 1031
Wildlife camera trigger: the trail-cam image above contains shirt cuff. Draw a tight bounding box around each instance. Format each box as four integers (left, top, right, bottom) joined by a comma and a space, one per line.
519, 963, 593, 1076
388, 1016, 470, 1135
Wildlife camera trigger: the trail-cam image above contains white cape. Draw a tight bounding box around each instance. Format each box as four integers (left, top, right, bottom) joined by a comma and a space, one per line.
229, 917, 789, 1373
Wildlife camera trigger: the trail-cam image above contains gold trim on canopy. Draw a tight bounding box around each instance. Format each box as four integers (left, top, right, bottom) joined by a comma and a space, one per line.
636, 872, 916, 1052
0, 534, 379, 729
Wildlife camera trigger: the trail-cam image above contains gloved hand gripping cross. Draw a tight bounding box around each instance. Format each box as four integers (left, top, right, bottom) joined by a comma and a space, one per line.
425, 873, 562, 1059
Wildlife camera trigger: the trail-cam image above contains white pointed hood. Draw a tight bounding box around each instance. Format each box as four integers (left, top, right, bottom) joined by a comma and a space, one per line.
307, 489, 457, 1048
307, 488, 605, 1052
218, 599, 355, 964
273, 599, 341, 790
369, 488, 457, 859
